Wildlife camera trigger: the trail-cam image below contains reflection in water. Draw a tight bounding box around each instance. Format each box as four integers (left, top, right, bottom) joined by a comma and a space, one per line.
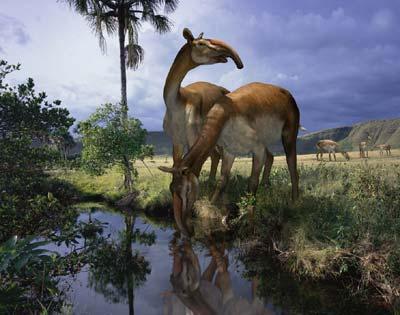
164, 233, 273, 315
53, 207, 392, 315
87, 212, 155, 315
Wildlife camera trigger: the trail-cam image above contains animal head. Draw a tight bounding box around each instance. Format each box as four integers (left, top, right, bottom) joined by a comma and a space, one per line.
183, 28, 243, 69
170, 238, 201, 296
342, 152, 350, 161
158, 165, 199, 236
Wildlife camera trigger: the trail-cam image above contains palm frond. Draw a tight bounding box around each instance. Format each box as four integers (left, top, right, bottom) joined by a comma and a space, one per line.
126, 43, 144, 69
60, 0, 89, 14
147, 14, 172, 33
163, 0, 179, 14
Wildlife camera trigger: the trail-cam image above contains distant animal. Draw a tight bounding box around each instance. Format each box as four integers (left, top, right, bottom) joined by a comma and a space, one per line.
375, 144, 391, 156
163, 28, 243, 182
316, 139, 350, 161
359, 141, 368, 158
159, 82, 302, 235
359, 134, 372, 158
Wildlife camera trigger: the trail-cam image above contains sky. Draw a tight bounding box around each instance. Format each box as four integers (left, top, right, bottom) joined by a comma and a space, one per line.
1, 0, 399, 132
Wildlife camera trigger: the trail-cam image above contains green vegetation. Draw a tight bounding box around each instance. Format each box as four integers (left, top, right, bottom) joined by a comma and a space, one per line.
0, 60, 85, 312
63, 0, 178, 192
77, 103, 153, 192
63, 0, 178, 116
232, 162, 400, 309
0, 60, 77, 241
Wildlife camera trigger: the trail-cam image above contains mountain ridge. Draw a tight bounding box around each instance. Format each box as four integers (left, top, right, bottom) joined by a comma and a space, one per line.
146, 117, 400, 155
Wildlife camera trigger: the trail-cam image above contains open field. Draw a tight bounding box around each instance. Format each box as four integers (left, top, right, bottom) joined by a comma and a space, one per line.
144, 148, 400, 175
54, 148, 400, 209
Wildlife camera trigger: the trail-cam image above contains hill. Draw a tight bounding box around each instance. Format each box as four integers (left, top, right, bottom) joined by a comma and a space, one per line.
146, 131, 172, 155
146, 118, 400, 155
339, 118, 400, 150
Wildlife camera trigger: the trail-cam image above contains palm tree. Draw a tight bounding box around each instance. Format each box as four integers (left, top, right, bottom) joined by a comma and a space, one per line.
62, 0, 178, 121
61, 0, 178, 192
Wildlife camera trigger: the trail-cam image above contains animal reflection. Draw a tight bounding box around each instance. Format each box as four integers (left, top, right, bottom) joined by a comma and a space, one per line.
163, 234, 273, 315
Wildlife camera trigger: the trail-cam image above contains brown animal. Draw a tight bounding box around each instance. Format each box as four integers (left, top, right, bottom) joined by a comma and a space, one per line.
163, 28, 243, 181
316, 139, 350, 161
359, 134, 372, 158
359, 141, 368, 158
375, 144, 392, 156
159, 82, 301, 235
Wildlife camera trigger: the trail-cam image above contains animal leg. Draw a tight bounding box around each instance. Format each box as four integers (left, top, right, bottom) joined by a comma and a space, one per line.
210, 152, 235, 204
329, 152, 332, 161
261, 148, 274, 188
248, 148, 266, 194
209, 148, 221, 182
333, 152, 337, 161
282, 132, 299, 201
173, 143, 184, 165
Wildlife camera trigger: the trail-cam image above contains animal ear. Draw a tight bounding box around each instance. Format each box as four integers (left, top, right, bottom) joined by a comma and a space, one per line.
197, 32, 204, 39
183, 28, 194, 43
158, 166, 175, 173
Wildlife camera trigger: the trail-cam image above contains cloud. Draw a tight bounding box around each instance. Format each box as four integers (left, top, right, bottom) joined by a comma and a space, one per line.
1, 0, 400, 132
0, 13, 30, 52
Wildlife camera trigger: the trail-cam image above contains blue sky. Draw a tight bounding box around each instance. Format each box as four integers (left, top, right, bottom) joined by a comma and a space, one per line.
1, 0, 399, 132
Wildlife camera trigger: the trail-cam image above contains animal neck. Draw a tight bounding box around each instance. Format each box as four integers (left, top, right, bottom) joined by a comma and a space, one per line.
163, 44, 197, 108
181, 102, 230, 176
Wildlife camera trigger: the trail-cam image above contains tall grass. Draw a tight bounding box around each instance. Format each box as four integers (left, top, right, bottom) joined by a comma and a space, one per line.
234, 162, 400, 307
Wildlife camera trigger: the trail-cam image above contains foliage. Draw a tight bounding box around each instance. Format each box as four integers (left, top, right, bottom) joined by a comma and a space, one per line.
61, 0, 178, 124
0, 60, 75, 180
0, 236, 62, 313
0, 60, 81, 312
0, 60, 78, 241
61, 0, 178, 69
77, 103, 152, 191
234, 163, 400, 306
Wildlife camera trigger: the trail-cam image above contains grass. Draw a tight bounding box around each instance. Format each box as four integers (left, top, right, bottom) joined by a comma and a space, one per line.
52, 149, 400, 308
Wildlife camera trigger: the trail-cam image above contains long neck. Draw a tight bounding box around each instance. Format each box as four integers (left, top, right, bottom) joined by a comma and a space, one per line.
181, 102, 231, 176
163, 44, 197, 107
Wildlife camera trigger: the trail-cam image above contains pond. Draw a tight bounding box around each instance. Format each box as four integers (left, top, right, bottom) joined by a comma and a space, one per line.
49, 205, 390, 315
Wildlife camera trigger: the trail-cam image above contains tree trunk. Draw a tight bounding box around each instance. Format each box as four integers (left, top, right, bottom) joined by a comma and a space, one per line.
118, 9, 128, 123
118, 6, 132, 192
123, 155, 133, 192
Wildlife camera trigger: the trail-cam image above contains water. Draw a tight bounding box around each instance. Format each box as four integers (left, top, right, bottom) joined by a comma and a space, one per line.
48, 206, 390, 315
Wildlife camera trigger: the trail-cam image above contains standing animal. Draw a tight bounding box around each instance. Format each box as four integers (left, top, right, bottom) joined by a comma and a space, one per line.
359, 141, 368, 158
163, 28, 243, 181
159, 82, 301, 234
316, 140, 350, 161
375, 144, 392, 156
359, 134, 372, 158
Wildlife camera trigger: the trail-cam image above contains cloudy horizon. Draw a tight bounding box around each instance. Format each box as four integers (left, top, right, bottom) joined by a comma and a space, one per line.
1, 0, 399, 133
